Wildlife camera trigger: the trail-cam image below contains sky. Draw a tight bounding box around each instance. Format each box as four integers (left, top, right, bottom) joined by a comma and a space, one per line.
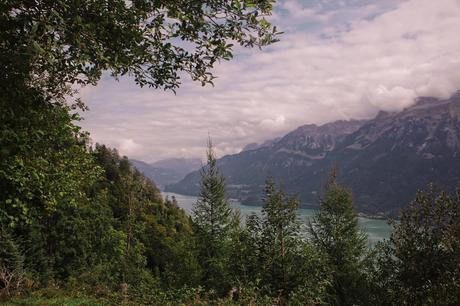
79, 0, 460, 163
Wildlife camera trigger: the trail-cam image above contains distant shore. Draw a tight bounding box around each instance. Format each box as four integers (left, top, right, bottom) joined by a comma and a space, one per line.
167, 191, 393, 221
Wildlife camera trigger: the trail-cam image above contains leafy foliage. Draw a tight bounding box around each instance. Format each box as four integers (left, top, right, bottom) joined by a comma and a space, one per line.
372, 185, 460, 305
0, 90, 100, 228
90, 145, 200, 289
0, 0, 280, 96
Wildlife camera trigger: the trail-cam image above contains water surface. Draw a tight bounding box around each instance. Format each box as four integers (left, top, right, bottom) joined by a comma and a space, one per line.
164, 192, 392, 245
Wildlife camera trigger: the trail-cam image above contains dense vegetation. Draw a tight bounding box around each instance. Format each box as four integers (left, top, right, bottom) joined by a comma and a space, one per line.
2, 135, 460, 305
2, 1, 460, 305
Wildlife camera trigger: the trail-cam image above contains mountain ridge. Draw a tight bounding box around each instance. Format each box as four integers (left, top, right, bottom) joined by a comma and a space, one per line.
167, 91, 460, 215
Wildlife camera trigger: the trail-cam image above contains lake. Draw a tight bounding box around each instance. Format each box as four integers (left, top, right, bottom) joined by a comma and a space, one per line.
163, 192, 393, 245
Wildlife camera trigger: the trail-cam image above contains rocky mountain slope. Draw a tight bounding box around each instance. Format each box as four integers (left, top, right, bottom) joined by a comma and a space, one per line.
327, 91, 460, 214
166, 120, 366, 205
167, 91, 460, 215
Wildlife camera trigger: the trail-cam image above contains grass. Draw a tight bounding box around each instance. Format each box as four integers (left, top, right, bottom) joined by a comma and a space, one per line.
3, 291, 106, 306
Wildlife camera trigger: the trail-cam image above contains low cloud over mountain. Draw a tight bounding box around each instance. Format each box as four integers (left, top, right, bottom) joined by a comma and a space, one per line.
168, 91, 460, 215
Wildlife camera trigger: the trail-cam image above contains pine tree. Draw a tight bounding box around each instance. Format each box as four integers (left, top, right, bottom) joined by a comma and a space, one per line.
192, 138, 234, 294
309, 171, 367, 305
247, 179, 308, 300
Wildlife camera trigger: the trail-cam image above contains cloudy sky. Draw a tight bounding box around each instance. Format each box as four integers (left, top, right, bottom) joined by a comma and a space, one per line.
80, 0, 460, 163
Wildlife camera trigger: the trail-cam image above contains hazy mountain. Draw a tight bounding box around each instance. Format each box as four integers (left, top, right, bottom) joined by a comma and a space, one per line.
167, 91, 460, 215
131, 158, 201, 189
150, 158, 202, 174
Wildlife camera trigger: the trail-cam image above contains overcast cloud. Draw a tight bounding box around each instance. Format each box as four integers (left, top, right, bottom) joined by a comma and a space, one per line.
79, 0, 460, 162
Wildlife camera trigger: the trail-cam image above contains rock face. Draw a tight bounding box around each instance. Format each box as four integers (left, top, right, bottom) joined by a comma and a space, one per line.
167, 91, 460, 215
326, 92, 460, 214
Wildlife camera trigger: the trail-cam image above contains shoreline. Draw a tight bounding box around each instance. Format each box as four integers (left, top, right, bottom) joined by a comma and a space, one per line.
164, 191, 393, 221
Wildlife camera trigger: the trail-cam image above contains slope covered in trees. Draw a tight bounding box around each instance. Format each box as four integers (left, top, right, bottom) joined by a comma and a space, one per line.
3, 139, 460, 305
1, 141, 201, 301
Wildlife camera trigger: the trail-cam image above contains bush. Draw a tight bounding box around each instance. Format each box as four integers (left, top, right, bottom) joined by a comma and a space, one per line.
0, 230, 29, 299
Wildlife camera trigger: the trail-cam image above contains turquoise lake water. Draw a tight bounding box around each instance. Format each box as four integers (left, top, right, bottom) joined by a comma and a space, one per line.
164, 192, 393, 245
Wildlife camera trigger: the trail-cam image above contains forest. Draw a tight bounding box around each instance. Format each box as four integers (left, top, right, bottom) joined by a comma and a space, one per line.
1, 1, 460, 305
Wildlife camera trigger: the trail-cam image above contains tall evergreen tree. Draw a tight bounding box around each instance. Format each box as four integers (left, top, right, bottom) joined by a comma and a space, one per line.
192, 139, 234, 294
258, 180, 301, 297
244, 179, 328, 302
309, 171, 367, 305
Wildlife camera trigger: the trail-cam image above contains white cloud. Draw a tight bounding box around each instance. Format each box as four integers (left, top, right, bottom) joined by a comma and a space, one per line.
79, 0, 460, 162
117, 139, 143, 158
259, 115, 286, 130
365, 85, 416, 111
281, 1, 316, 19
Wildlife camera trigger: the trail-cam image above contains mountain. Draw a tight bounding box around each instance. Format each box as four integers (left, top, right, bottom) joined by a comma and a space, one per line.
131, 158, 201, 190
324, 91, 460, 214
242, 137, 281, 152
150, 158, 202, 174
166, 120, 366, 205
167, 91, 460, 215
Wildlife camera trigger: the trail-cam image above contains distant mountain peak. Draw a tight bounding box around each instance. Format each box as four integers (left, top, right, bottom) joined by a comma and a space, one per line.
274, 119, 367, 156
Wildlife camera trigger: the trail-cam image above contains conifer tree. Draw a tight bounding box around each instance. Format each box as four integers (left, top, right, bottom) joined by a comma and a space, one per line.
192, 138, 234, 294
309, 171, 367, 305
247, 179, 309, 300
260, 180, 301, 296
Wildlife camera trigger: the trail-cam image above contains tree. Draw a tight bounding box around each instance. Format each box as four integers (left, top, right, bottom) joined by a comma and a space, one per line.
0, 0, 283, 301
258, 179, 301, 297
0, 91, 106, 285
0, 229, 26, 298
244, 179, 329, 303
1, 0, 280, 98
192, 139, 235, 294
309, 173, 368, 305
372, 185, 460, 305
0, 94, 100, 228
